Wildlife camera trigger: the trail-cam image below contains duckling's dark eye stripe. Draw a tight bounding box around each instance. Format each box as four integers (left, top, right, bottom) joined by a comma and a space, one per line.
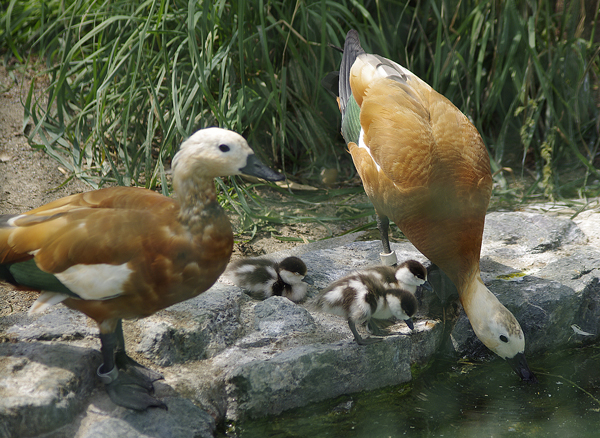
219, 144, 230, 152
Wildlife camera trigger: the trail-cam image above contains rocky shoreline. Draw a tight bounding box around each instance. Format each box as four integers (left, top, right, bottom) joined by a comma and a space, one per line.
1, 210, 599, 437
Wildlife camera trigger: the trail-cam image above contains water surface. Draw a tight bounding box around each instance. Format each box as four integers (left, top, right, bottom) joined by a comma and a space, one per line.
224, 346, 600, 437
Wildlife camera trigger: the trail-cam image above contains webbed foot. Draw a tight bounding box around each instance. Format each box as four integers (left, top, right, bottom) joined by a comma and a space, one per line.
98, 320, 166, 410
349, 319, 383, 345
355, 336, 383, 345
115, 350, 164, 389
98, 364, 167, 411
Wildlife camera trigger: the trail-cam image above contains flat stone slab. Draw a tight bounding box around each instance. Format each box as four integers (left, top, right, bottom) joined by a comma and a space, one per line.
0, 342, 98, 437
1, 211, 599, 436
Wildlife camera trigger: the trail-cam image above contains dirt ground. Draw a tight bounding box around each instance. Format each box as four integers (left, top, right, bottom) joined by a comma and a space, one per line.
0, 63, 91, 315
0, 62, 373, 318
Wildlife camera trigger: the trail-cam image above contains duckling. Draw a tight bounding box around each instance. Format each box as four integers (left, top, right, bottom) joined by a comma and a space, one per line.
325, 30, 536, 381
359, 259, 431, 334
0, 127, 284, 410
360, 259, 432, 294
230, 256, 308, 302
316, 272, 418, 345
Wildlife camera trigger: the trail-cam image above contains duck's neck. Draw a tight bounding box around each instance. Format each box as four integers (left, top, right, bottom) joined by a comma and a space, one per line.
460, 273, 496, 322
174, 174, 220, 226
460, 272, 508, 347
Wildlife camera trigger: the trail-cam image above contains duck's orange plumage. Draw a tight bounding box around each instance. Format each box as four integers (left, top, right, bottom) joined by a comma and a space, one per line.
1, 187, 232, 326
0, 127, 284, 409
328, 30, 536, 381
352, 76, 492, 291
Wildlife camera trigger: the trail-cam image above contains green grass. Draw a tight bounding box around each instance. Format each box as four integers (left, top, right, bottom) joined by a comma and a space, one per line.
1, 0, 599, 231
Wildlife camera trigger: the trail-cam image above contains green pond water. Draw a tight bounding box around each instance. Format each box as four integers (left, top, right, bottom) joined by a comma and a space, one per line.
223, 346, 600, 438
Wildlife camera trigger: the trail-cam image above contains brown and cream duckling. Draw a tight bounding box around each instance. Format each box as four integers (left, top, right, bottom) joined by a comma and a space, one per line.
316, 271, 418, 345
230, 256, 308, 302
0, 127, 284, 410
359, 259, 431, 334
360, 259, 432, 294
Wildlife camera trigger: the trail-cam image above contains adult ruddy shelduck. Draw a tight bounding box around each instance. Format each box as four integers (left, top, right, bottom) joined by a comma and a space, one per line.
327, 30, 536, 381
0, 127, 284, 410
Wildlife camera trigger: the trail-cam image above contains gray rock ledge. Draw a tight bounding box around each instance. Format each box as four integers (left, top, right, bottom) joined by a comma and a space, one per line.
0, 210, 599, 436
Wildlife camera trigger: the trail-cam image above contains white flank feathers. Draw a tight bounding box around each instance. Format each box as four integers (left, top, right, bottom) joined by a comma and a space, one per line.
55, 263, 133, 300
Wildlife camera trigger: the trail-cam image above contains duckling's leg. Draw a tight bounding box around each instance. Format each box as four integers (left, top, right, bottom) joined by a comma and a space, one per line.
367, 319, 392, 336
348, 319, 382, 345
97, 320, 166, 411
377, 215, 397, 266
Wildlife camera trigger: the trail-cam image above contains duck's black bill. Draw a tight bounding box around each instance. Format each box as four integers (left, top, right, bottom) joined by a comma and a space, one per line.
404, 318, 414, 330
506, 352, 538, 383
241, 154, 285, 181
420, 280, 434, 292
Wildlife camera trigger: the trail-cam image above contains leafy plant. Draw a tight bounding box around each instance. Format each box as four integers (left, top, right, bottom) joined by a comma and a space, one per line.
1, 0, 598, 215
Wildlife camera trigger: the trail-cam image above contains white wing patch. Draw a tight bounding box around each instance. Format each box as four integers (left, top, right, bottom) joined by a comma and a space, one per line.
7, 215, 26, 227
321, 285, 344, 306
266, 266, 277, 278
347, 279, 372, 322
55, 263, 133, 300
358, 129, 382, 173
29, 292, 69, 314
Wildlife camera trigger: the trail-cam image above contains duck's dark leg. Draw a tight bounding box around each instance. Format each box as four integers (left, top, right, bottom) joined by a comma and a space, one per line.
114, 320, 163, 386
348, 319, 382, 345
377, 215, 397, 266
426, 263, 459, 305
97, 320, 166, 411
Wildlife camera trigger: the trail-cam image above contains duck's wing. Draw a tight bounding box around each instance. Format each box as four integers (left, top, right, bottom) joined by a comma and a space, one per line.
337, 30, 492, 286
0, 187, 182, 302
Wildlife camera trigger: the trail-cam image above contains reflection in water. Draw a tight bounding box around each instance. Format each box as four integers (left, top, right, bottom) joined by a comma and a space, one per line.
226, 346, 600, 437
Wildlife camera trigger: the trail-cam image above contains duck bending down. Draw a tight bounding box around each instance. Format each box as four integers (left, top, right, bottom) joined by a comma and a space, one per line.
325, 30, 536, 381
316, 270, 418, 344
229, 256, 308, 302
0, 127, 284, 410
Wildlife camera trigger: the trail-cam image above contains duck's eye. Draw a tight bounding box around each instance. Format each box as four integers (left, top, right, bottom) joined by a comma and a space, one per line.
219, 144, 230, 152
500, 335, 509, 343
